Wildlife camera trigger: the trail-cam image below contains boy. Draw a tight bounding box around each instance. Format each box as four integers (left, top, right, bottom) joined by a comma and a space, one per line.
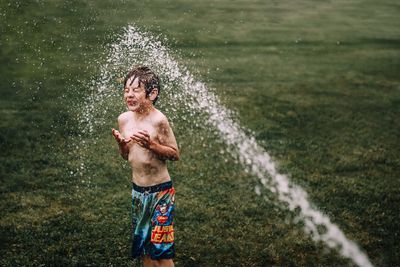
112, 66, 179, 267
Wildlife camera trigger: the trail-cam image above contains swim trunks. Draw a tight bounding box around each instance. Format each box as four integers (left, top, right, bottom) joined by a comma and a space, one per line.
131, 181, 175, 260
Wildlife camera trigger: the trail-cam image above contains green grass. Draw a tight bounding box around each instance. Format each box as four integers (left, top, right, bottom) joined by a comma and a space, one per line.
1, 0, 399, 266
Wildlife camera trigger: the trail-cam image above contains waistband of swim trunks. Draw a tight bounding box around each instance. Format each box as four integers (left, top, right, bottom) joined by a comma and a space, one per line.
132, 181, 173, 193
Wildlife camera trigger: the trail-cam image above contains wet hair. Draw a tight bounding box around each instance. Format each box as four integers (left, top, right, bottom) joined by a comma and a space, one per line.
123, 66, 161, 104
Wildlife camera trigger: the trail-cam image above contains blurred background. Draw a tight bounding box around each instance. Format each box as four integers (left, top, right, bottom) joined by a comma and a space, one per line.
1, 0, 399, 266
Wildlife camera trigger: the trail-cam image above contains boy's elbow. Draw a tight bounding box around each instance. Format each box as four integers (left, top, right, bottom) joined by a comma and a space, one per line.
172, 149, 180, 161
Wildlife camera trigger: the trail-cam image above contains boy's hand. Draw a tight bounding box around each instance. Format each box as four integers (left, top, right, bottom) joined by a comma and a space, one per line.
132, 130, 152, 149
112, 128, 131, 144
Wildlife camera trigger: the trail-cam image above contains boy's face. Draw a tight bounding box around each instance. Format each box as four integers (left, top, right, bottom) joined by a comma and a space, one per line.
124, 76, 151, 112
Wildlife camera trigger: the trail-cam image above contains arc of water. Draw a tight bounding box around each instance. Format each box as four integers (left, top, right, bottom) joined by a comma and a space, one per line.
81, 25, 374, 267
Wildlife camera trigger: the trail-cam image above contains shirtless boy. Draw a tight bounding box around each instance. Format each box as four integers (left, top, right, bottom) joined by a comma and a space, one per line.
112, 66, 179, 267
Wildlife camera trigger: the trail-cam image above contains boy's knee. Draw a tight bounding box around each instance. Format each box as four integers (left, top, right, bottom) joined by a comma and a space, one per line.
143, 256, 174, 267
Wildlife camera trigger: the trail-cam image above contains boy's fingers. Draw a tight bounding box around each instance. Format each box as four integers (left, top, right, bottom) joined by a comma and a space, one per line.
132, 135, 147, 145
131, 136, 142, 144
133, 133, 145, 140
112, 130, 129, 144
131, 135, 140, 142
138, 130, 149, 137
136, 131, 150, 141
113, 133, 120, 140
112, 129, 120, 138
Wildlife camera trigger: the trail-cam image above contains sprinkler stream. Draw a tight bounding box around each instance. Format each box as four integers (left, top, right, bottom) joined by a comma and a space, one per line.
76, 25, 374, 267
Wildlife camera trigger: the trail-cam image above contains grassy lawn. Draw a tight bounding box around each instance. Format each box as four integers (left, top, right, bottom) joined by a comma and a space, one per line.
1, 0, 399, 266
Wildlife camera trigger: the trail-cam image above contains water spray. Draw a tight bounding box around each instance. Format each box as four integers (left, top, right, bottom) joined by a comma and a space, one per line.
77, 25, 374, 267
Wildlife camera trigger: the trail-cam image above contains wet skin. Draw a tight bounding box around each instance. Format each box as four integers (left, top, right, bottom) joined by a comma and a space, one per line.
112, 76, 179, 186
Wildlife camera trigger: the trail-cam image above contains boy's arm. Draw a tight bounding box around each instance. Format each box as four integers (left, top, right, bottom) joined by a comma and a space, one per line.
112, 129, 131, 160
132, 118, 179, 161
119, 143, 130, 160
112, 114, 131, 160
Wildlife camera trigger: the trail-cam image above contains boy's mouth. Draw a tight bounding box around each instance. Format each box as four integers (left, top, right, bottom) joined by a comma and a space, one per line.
127, 100, 136, 106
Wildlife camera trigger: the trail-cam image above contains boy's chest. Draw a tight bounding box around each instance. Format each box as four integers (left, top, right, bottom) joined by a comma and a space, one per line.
123, 121, 158, 140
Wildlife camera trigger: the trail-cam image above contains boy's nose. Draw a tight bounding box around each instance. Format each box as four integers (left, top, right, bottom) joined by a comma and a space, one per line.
126, 90, 134, 97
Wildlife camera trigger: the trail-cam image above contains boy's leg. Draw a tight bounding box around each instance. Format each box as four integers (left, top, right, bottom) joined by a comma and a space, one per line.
143, 255, 152, 267
143, 255, 174, 267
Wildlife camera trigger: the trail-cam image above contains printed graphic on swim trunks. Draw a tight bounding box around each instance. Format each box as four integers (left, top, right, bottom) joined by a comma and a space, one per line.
151, 225, 174, 243
151, 195, 174, 244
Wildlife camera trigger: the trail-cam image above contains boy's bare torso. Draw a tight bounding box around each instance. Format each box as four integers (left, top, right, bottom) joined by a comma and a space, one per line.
118, 108, 175, 186
112, 68, 178, 266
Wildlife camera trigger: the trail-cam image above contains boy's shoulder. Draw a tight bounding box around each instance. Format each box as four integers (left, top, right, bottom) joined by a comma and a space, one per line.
152, 108, 169, 125
117, 111, 132, 124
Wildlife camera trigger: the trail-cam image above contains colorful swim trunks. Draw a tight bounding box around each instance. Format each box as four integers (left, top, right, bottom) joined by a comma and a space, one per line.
131, 181, 175, 260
